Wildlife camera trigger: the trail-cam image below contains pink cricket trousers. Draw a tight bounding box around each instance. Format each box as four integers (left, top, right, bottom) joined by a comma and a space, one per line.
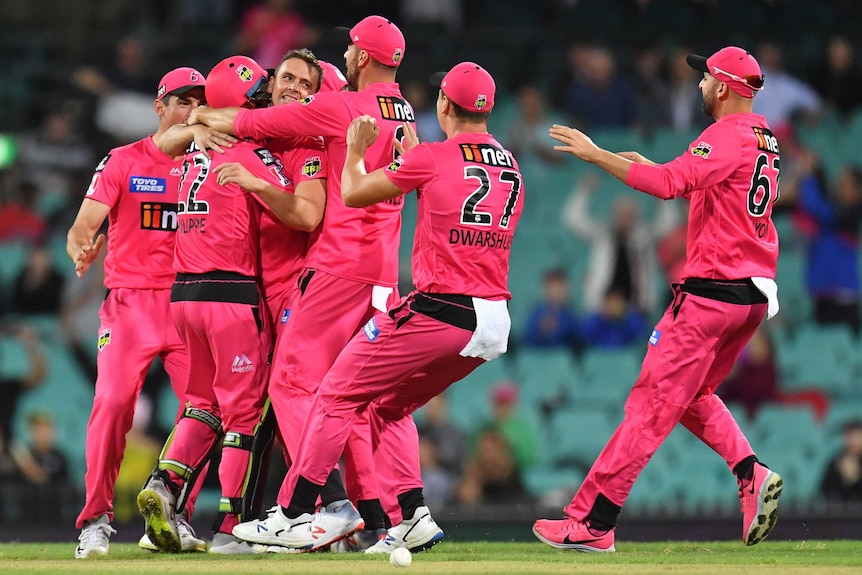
280, 293, 484, 524
77, 288, 190, 528
566, 286, 766, 519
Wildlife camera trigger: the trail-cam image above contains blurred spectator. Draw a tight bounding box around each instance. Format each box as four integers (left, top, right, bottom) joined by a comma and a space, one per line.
401, 0, 462, 31
505, 83, 565, 166
752, 40, 821, 139
59, 242, 106, 380
0, 178, 46, 243
479, 380, 539, 473
521, 267, 579, 351
820, 419, 862, 503
656, 205, 688, 290
402, 80, 444, 143
579, 288, 649, 349
719, 327, 829, 422
12, 242, 66, 315
457, 428, 529, 505
236, 0, 318, 69
795, 161, 862, 334
561, 45, 638, 130
418, 437, 455, 510
0, 324, 47, 457
73, 35, 161, 143
633, 43, 671, 134
562, 173, 678, 314
809, 35, 862, 120
666, 46, 709, 133
9, 411, 68, 486
16, 104, 94, 205
417, 394, 466, 478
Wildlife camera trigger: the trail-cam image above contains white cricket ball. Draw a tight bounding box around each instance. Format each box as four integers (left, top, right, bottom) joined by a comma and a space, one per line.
390, 547, 412, 568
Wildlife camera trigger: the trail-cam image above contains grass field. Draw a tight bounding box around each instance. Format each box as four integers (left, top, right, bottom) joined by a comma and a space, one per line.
1, 541, 861, 575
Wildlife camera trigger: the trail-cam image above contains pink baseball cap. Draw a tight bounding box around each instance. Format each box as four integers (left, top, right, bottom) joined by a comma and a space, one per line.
319, 60, 349, 92
431, 61, 496, 113
156, 67, 206, 100
339, 15, 405, 67
205, 56, 269, 109
687, 46, 764, 98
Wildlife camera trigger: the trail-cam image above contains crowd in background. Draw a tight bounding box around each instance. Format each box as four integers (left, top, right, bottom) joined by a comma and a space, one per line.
3, 0, 862, 526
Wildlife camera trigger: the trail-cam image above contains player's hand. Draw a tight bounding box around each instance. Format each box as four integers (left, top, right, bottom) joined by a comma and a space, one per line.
193, 125, 236, 155
394, 122, 419, 156
617, 151, 655, 165
73, 233, 106, 278
549, 124, 601, 163
214, 162, 263, 193
346, 115, 380, 153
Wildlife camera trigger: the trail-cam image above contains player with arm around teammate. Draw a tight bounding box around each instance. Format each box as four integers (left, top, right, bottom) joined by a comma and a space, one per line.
135, 55, 289, 555
189, 16, 415, 550
231, 61, 524, 555
68, 67, 208, 559
533, 46, 783, 552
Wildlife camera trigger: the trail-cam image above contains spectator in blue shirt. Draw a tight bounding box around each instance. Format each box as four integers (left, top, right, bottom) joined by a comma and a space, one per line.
579, 289, 649, 349
522, 267, 579, 352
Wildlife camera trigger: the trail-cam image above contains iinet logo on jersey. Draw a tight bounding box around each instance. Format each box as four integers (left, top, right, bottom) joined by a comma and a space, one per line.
231, 354, 255, 373
140, 202, 179, 232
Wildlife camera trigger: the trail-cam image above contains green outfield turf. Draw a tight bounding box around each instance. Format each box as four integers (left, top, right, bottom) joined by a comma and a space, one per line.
0, 541, 861, 575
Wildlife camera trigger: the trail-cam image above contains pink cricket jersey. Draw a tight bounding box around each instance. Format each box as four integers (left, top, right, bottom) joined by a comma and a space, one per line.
626, 112, 779, 280
384, 132, 524, 299
234, 84, 413, 286
84, 136, 183, 289
174, 141, 288, 276
259, 138, 328, 298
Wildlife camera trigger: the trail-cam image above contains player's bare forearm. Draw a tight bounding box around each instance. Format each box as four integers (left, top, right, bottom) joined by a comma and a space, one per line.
256, 185, 324, 232
188, 107, 240, 135
155, 124, 237, 156
591, 148, 635, 185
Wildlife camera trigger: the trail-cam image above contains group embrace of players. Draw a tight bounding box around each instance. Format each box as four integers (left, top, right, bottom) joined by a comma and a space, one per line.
68, 13, 783, 560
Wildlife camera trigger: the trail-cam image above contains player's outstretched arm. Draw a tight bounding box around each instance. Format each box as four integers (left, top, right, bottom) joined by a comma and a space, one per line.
66, 198, 110, 278
214, 163, 325, 232
155, 124, 237, 157
342, 116, 403, 207
188, 106, 241, 135
549, 124, 634, 185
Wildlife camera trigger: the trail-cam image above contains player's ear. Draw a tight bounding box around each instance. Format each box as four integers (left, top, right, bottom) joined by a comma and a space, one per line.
154, 98, 166, 117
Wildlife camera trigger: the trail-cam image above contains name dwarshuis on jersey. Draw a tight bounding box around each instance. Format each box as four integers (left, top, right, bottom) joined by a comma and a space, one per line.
459, 143, 514, 168
377, 96, 415, 122
449, 228, 513, 250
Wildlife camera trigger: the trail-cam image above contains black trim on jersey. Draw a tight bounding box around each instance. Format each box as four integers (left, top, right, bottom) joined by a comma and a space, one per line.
297, 269, 315, 295
681, 278, 768, 305
406, 292, 477, 331
171, 271, 259, 304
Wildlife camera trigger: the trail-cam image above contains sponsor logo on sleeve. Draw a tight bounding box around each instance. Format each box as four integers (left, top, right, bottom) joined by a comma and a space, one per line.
363, 318, 380, 341
300, 95, 315, 105
691, 141, 713, 159
140, 202, 179, 231
376, 96, 415, 122
752, 126, 780, 154
130, 176, 167, 193
280, 309, 290, 324
386, 157, 404, 172
649, 329, 661, 346
95, 154, 111, 172
97, 329, 112, 351
302, 156, 322, 178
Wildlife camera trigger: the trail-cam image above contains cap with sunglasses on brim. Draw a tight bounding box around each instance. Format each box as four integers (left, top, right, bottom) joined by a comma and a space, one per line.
687, 46, 765, 98
205, 56, 270, 109
429, 61, 496, 113
157, 67, 206, 100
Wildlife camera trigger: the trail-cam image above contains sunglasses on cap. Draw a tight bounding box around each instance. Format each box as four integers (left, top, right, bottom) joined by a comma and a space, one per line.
711, 65, 765, 91
246, 76, 272, 107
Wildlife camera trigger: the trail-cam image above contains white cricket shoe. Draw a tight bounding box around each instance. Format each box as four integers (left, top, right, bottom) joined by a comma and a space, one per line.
232, 505, 314, 550
137, 476, 180, 553
309, 499, 365, 551
208, 532, 267, 554
75, 514, 116, 559
365, 506, 444, 554
331, 528, 387, 553
139, 517, 207, 552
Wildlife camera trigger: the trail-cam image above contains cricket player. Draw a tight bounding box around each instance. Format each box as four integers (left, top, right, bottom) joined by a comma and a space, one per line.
231, 61, 522, 555
533, 46, 783, 552
68, 67, 208, 559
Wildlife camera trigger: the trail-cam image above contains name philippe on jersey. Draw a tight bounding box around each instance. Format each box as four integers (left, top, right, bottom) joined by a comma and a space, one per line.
449, 143, 516, 251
